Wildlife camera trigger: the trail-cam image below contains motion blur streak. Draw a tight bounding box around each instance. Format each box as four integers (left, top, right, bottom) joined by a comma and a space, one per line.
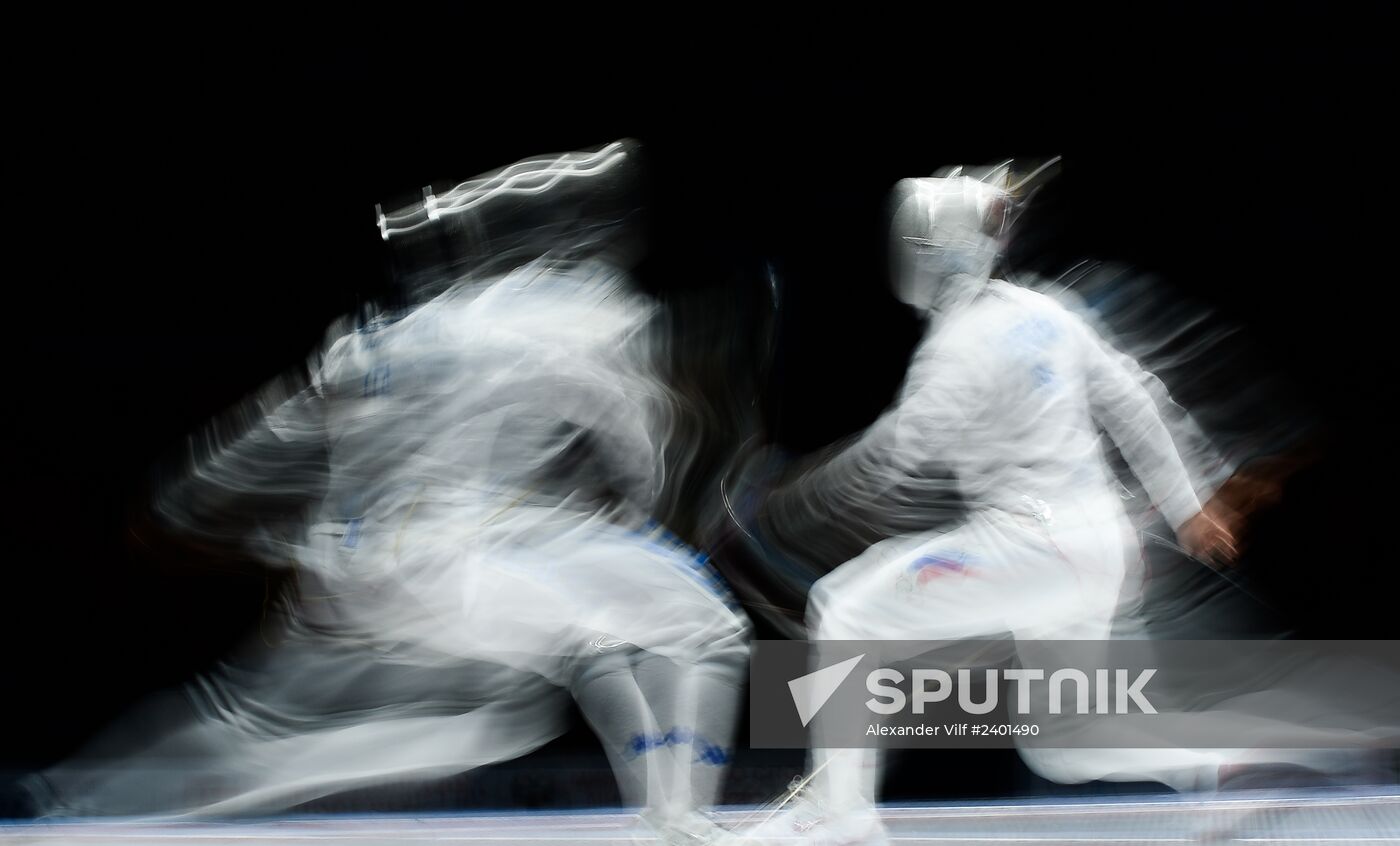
724, 163, 1397, 846
27, 142, 749, 839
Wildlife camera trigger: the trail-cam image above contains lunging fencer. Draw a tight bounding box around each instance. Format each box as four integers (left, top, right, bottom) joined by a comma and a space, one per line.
27, 142, 749, 845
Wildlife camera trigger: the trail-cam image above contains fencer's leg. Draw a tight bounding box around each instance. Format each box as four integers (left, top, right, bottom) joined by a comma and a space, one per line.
38, 661, 570, 818
1009, 510, 1225, 793
36, 688, 208, 816
37, 621, 337, 816
796, 525, 1002, 837
807, 656, 882, 822
629, 651, 689, 818
806, 588, 883, 824
633, 624, 750, 818
679, 626, 749, 811
191, 677, 570, 816
569, 646, 667, 813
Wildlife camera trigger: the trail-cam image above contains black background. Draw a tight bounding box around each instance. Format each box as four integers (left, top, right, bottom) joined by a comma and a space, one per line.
7, 9, 1396, 802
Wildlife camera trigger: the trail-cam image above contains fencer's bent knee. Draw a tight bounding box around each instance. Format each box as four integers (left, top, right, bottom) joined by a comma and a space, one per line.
566, 640, 641, 690
808, 581, 866, 641
699, 622, 750, 672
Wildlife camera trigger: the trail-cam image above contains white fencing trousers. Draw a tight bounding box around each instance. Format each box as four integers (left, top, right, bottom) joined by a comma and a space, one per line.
805, 493, 1225, 818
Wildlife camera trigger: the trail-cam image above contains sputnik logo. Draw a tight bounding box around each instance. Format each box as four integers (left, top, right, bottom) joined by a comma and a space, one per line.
787, 654, 866, 727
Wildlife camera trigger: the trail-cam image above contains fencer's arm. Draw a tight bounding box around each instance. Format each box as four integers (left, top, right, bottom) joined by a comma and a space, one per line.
530, 364, 664, 511
772, 344, 981, 517
1078, 320, 1202, 532
151, 382, 329, 554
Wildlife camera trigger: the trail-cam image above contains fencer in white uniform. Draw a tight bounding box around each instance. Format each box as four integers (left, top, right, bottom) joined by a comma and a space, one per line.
31, 143, 749, 844
741, 171, 1240, 845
